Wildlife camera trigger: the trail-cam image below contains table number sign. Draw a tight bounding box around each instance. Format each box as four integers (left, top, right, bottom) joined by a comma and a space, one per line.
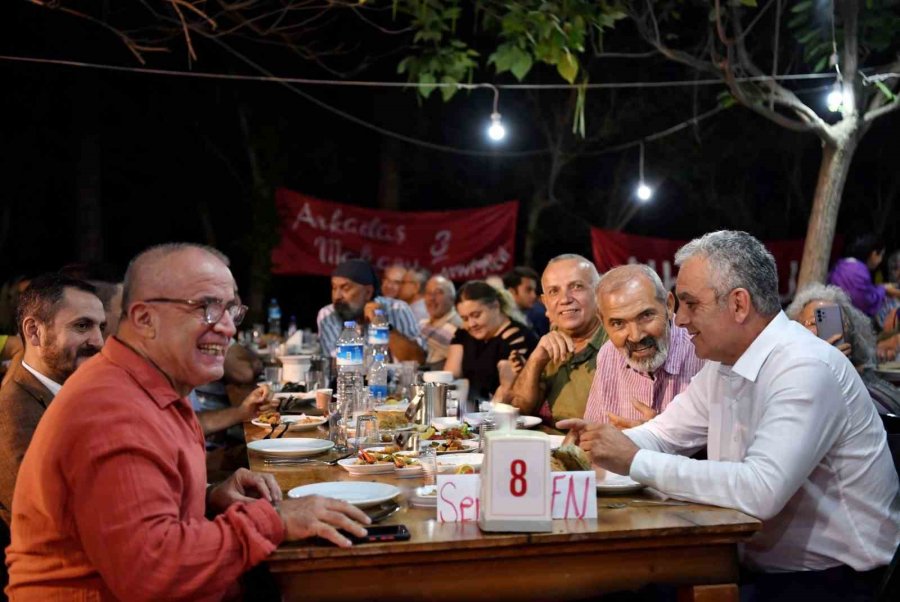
478, 430, 552, 532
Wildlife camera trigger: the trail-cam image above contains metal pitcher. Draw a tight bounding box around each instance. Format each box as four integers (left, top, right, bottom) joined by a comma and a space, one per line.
424, 382, 450, 425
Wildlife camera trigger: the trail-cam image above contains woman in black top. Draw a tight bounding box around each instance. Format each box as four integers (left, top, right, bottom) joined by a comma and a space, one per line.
444, 281, 538, 403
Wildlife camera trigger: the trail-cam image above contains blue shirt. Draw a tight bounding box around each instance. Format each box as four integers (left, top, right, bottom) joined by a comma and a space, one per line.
316, 295, 424, 357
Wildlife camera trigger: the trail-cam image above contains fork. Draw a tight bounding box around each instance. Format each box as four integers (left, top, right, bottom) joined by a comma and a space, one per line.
263, 452, 353, 466
262, 424, 279, 439
274, 424, 291, 439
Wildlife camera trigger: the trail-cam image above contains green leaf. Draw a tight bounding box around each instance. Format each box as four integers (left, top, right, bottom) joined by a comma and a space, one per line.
556, 52, 578, 83
740, 0, 758, 6
874, 81, 898, 102
791, 0, 813, 13
418, 72, 436, 99
510, 49, 533, 80
813, 55, 828, 72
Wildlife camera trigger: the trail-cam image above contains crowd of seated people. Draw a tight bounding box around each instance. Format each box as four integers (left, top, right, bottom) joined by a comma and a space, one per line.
0, 232, 897, 600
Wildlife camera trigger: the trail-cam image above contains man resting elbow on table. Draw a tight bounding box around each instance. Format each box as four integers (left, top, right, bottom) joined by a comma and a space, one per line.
6, 244, 370, 602
559, 231, 899, 602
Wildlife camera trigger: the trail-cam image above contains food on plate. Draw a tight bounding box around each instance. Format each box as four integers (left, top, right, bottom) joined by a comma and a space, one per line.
376, 407, 409, 431
294, 415, 324, 425
355, 449, 397, 465
256, 411, 281, 425
420, 423, 474, 441
393, 455, 421, 469
455, 464, 475, 475
551, 444, 592, 472
424, 439, 472, 453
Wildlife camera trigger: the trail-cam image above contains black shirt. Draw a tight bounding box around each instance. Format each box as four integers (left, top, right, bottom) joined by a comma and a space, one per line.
451, 320, 538, 402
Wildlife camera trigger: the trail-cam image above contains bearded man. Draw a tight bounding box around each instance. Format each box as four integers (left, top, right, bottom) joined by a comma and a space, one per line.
317, 259, 425, 363
583, 264, 704, 427
0, 273, 106, 525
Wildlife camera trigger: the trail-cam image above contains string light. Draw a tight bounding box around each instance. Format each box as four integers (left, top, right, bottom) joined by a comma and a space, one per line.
826, 82, 844, 113
484, 85, 506, 142
635, 141, 654, 202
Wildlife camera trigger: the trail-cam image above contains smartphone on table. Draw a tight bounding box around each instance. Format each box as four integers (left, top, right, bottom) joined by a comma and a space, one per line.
346, 524, 410, 544
815, 305, 844, 346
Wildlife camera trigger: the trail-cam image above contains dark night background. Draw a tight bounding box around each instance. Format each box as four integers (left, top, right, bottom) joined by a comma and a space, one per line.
1, 2, 898, 327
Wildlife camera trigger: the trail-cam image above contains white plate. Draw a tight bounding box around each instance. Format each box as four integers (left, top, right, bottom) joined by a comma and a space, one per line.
548, 435, 565, 450
247, 438, 334, 458
250, 414, 327, 431
428, 453, 484, 474
419, 440, 480, 455
431, 417, 462, 430
517, 416, 542, 429
596, 472, 645, 494
287, 481, 401, 508
410, 485, 438, 507
393, 464, 424, 478
337, 457, 395, 475
463, 412, 488, 427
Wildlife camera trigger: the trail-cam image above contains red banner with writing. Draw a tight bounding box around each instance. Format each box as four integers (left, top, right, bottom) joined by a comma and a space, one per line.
272, 189, 518, 279
590, 228, 837, 302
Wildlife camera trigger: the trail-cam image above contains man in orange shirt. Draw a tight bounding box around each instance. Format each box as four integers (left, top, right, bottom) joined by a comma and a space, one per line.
6, 243, 370, 601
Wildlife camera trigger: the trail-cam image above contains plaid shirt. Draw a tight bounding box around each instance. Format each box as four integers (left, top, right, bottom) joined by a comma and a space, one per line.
317, 295, 424, 357
583, 323, 704, 423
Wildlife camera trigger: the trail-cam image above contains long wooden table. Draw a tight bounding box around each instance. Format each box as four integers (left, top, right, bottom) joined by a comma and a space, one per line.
246, 423, 760, 601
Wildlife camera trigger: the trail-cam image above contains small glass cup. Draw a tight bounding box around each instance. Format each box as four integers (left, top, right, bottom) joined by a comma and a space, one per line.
315, 388, 332, 415
328, 399, 347, 451
420, 446, 437, 485
356, 415, 378, 448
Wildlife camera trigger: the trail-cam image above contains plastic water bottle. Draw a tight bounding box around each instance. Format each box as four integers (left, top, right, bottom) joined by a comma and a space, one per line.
286, 315, 298, 338
336, 321, 365, 422
267, 299, 282, 336
368, 353, 388, 401
367, 308, 391, 363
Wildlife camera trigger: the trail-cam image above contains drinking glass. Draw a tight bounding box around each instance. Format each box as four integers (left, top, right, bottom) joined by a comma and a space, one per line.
420, 446, 437, 485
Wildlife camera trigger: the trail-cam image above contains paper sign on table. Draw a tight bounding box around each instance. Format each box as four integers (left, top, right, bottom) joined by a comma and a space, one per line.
436, 472, 597, 523
436, 474, 481, 523
479, 430, 552, 532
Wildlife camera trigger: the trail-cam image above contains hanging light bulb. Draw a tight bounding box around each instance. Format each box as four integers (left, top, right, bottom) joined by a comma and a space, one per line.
487, 112, 506, 141
636, 182, 653, 201
634, 141, 654, 202
826, 83, 844, 113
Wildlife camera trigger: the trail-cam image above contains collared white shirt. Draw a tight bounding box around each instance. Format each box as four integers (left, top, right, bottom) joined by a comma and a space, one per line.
21, 360, 63, 396
626, 312, 900, 573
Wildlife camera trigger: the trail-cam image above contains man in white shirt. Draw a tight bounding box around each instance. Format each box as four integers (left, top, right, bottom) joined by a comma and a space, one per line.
560, 230, 900, 601
419, 275, 462, 370
0, 273, 106, 524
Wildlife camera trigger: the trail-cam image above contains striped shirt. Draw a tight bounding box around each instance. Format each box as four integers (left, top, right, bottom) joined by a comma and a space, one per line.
317, 296, 424, 357
584, 323, 704, 423
419, 310, 462, 369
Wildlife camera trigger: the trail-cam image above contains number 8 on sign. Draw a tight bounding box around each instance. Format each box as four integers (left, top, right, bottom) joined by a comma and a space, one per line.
510, 460, 527, 497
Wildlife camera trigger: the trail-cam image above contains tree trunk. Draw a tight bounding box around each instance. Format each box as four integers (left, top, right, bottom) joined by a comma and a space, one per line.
522, 192, 551, 267
797, 126, 860, 288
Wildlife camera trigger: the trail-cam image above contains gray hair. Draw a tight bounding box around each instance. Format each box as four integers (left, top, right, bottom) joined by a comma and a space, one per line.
122, 242, 230, 310
545, 253, 601, 288
785, 283, 876, 368
674, 230, 780, 316
598, 264, 668, 306
428, 275, 456, 298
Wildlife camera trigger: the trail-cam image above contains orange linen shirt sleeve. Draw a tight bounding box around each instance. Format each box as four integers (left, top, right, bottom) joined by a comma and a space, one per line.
66, 408, 284, 601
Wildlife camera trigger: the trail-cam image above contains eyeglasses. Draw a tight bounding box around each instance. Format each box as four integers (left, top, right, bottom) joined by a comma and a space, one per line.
142, 297, 248, 326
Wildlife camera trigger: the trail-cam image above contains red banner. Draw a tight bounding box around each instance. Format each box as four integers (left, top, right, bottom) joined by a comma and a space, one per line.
272, 189, 518, 279
590, 228, 837, 302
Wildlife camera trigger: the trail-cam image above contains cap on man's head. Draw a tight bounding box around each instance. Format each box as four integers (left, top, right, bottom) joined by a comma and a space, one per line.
333, 259, 382, 297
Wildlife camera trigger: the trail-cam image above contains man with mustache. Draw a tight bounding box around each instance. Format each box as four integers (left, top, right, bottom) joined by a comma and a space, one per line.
317, 258, 425, 363
506, 255, 608, 427
0, 273, 106, 525
583, 264, 704, 428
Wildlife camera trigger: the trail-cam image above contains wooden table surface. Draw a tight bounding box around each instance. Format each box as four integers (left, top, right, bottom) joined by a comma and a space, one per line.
246, 421, 761, 601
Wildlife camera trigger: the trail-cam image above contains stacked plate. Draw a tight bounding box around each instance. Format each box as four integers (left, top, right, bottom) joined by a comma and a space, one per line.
424, 453, 484, 475
336, 457, 395, 476
596, 472, 645, 494
410, 485, 438, 507
247, 438, 334, 458
288, 481, 401, 508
